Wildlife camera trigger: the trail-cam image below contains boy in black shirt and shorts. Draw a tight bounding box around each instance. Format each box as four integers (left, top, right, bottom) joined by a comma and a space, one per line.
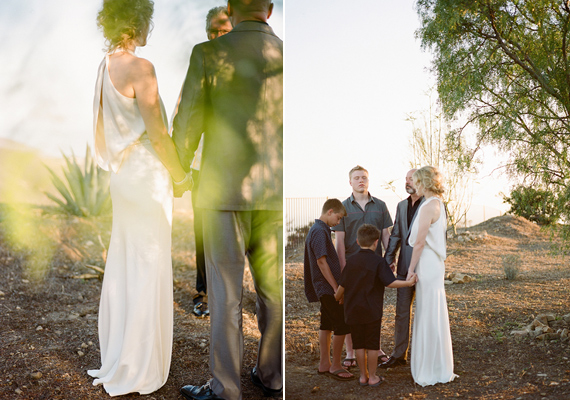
335, 224, 416, 387
304, 199, 355, 381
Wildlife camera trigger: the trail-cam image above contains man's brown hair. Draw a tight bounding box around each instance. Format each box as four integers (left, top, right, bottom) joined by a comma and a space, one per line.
228, 0, 271, 13
357, 224, 380, 247
321, 198, 346, 216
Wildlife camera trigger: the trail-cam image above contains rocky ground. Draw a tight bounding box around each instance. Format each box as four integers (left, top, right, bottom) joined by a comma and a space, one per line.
0, 208, 267, 400
285, 215, 570, 399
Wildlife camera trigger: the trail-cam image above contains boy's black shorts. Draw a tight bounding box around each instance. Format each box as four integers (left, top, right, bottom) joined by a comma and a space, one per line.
319, 294, 350, 335
349, 319, 381, 350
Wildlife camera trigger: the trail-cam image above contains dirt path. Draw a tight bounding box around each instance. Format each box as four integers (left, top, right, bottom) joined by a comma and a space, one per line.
0, 213, 268, 400
285, 216, 570, 399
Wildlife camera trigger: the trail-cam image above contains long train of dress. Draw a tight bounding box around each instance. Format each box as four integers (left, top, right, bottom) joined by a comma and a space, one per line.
88, 141, 173, 396
409, 196, 458, 387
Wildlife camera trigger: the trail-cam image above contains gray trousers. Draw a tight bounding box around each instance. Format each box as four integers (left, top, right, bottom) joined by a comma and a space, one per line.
202, 210, 283, 400
392, 276, 416, 360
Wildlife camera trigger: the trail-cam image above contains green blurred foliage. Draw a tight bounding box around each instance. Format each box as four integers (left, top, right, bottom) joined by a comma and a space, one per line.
44, 146, 111, 217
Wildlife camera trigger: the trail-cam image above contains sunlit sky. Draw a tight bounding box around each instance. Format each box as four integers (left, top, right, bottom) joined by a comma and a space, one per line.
1, 0, 511, 221
284, 0, 511, 219
0, 0, 282, 155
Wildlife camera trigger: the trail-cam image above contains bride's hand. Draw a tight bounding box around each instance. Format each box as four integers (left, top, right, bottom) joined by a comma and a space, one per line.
173, 172, 193, 198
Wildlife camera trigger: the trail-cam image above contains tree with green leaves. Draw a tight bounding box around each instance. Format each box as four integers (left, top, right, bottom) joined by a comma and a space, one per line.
416, 0, 570, 236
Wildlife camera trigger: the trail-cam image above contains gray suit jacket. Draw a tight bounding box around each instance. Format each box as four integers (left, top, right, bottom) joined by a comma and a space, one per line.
385, 197, 424, 277
172, 21, 283, 211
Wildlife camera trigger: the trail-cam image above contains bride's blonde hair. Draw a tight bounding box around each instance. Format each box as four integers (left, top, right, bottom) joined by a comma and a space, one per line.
97, 0, 154, 51
413, 166, 445, 196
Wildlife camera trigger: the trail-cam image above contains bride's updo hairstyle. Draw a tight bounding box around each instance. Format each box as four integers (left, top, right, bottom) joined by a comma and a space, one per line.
413, 166, 445, 196
97, 0, 154, 51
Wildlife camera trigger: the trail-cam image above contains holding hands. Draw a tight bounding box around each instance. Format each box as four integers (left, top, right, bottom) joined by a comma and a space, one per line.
406, 271, 418, 286
173, 172, 193, 198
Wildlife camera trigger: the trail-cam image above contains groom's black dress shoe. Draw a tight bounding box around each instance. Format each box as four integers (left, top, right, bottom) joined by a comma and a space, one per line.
251, 367, 283, 397
180, 381, 223, 400
379, 356, 407, 369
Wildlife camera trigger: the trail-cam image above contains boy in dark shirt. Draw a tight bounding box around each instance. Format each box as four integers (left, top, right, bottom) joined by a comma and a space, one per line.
335, 224, 416, 387
304, 199, 355, 381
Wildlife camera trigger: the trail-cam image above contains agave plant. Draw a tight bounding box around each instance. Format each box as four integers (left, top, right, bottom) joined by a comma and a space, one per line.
44, 146, 111, 217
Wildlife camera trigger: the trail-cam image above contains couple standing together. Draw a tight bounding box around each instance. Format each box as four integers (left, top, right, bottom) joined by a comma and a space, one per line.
88, 0, 282, 399
306, 165, 457, 387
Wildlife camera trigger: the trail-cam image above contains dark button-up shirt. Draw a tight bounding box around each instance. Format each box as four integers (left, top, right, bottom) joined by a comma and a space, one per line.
407, 195, 422, 229
339, 249, 396, 325
304, 219, 342, 302
332, 193, 393, 257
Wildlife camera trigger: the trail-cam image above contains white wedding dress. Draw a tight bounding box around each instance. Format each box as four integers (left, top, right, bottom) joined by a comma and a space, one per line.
409, 196, 457, 386
87, 52, 173, 396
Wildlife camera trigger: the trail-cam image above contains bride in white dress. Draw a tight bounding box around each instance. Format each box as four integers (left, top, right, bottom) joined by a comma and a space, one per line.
407, 166, 458, 387
88, 0, 191, 396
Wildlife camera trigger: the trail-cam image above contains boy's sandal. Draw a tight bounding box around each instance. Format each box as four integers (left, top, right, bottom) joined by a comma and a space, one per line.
378, 354, 389, 363
369, 376, 385, 387
342, 357, 357, 368
326, 369, 356, 381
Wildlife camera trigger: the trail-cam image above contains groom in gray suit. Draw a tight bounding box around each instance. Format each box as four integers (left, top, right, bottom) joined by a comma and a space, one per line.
380, 169, 423, 368
172, 1, 282, 399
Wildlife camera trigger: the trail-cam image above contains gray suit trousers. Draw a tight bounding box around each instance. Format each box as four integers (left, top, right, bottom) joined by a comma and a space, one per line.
202, 210, 283, 400
393, 275, 416, 360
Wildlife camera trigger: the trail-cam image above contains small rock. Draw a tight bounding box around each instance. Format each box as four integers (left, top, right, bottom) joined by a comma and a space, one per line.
77, 351, 84, 356
199, 342, 207, 348
36, 326, 43, 331
563, 314, 570, 323
81, 343, 88, 348
16, 306, 21, 310
537, 373, 548, 377
15, 388, 22, 395
77, 294, 84, 301
311, 386, 320, 393
444, 280, 453, 285
511, 329, 529, 337
30, 372, 42, 380
0, 290, 5, 296
68, 313, 80, 320
550, 382, 559, 386
536, 313, 555, 324
55, 330, 62, 336
88, 341, 94, 346
22, 279, 29, 283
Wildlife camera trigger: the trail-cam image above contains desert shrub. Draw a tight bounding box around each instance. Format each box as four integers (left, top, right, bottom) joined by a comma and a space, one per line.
502, 254, 521, 280
44, 146, 111, 217
503, 185, 560, 226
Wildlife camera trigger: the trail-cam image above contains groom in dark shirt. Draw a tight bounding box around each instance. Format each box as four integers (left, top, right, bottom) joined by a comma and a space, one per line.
381, 169, 424, 368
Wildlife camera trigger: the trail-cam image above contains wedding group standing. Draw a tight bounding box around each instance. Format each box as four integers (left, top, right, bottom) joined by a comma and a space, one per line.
88, 0, 282, 399
304, 165, 458, 388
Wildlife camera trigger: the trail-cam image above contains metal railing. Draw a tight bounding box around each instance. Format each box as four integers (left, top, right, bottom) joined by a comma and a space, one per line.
285, 197, 327, 250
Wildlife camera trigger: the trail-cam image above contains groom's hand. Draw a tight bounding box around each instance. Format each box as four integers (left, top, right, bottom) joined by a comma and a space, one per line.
173, 173, 193, 198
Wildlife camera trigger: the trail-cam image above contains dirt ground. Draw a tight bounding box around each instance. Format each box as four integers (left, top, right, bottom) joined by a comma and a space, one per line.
285, 215, 570, 399
0, 209, 268, 400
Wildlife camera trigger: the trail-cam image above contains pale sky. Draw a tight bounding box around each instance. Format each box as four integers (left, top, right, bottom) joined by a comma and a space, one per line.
0, 0, 283, 156
0, 0, 510, 222
284, 0, 511, 220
